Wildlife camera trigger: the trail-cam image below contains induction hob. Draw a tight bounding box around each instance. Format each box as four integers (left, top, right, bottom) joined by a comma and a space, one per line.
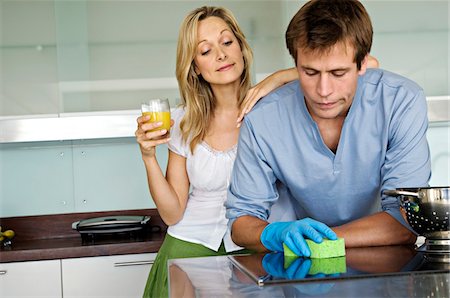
228, 245, 450, 286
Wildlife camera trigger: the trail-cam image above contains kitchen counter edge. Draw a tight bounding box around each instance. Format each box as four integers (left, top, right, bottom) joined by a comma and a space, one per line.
0, 209, 166, 263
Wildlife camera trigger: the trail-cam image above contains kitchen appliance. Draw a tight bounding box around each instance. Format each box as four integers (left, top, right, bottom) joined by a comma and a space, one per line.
72, 215, 152, 241
384, 187, 450, 261
229, 248, 449, 286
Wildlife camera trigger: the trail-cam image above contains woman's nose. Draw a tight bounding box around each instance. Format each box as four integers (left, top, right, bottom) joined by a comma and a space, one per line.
216, 48, 227, 61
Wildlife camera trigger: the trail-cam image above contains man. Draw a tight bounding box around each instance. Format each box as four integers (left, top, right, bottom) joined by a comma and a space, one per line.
226, 0, 430, 257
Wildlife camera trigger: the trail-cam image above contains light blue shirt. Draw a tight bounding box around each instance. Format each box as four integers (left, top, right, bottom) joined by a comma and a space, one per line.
226, 69, 431, 230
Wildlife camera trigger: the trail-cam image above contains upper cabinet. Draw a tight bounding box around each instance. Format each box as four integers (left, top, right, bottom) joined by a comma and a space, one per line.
0, 0, 448, 117
0, 1, 288, 117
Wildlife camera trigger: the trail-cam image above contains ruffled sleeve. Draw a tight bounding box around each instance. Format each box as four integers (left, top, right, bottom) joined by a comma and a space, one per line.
168, 106, 189, 157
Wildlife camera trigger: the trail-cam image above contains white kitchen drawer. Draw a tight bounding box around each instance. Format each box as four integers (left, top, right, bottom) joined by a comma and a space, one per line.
0, 259, 62, 297
61, 253, 156, 298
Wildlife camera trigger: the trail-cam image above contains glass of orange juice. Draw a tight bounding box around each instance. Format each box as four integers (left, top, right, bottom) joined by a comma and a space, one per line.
141, 98, 171, 139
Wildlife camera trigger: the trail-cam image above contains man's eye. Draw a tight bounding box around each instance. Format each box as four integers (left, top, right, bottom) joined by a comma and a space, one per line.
332, 71, 346, 77
304, 70, 318, 76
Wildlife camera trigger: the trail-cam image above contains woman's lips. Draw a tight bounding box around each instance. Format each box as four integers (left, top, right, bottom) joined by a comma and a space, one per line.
217, 64, 234, 72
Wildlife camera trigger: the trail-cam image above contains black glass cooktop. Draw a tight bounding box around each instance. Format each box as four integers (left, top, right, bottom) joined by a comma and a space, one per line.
228, 245, 450, 286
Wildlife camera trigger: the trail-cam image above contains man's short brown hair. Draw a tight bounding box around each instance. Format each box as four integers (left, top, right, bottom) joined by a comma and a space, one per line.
286, 0, 373, 70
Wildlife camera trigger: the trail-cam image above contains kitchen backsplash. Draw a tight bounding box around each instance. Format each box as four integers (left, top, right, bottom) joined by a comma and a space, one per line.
0, 138, 163, 217
1, 122, 448, 218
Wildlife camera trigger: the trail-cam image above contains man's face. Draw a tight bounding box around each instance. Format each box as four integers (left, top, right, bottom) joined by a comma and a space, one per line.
296, 42, 368, 122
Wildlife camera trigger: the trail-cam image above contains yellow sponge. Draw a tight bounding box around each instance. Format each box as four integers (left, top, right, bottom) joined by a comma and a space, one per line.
309, 257, 347, 275
283, 238, 345, 259
283, 255, 347, 274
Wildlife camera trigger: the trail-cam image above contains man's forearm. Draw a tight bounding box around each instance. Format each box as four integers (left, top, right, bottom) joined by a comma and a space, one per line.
333, 211, 416, 247
231, 215, 270, 252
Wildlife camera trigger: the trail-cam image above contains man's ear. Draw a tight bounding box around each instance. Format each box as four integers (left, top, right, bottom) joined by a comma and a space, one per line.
358, 55, 369, 75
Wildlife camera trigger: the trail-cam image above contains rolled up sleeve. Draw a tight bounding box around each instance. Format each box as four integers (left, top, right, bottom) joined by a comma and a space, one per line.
225, 117, 279, 228
381, 90, 431, 232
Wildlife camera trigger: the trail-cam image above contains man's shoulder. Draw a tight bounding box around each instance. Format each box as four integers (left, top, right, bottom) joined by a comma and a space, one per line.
363, 68, 423, 94
249, 80, 300, 115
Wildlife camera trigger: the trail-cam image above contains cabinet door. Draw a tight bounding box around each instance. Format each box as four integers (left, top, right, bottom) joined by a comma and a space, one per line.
0, 259, 62, 297
62, 253, 156, 298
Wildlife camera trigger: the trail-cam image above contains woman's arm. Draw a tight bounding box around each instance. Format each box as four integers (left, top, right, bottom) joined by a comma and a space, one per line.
237, 56, 379, 126
367, 55, 379, 68
135, 116, 190, 225
237, 67, 298, 126
143, 151, 190, 225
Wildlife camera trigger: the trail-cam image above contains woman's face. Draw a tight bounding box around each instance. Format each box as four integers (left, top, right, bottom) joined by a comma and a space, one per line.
193, 16, 244, 89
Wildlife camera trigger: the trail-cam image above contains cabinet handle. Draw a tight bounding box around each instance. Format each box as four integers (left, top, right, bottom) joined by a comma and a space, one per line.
114, 260, 154, 267
0, 270, 7, 275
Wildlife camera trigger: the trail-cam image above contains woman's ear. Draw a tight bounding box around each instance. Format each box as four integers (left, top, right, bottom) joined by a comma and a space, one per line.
194, 65, 201, 76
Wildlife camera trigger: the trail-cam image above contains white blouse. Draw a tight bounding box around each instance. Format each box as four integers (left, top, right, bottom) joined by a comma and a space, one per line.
167, 107, 242, 252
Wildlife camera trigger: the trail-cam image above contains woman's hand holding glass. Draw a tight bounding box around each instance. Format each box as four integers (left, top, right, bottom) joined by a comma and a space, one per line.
135, 98, 173, 158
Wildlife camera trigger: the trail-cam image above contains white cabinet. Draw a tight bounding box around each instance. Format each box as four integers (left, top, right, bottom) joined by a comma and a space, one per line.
0, 259, 62, 298
61, 253, 156, 298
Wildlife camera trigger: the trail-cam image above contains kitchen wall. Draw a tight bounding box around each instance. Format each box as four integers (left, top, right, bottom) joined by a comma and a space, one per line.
1, 1, 449, 217
1, 1, 448, 116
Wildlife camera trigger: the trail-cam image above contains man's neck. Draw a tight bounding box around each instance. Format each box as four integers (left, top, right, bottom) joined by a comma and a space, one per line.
314, 117, 346, 153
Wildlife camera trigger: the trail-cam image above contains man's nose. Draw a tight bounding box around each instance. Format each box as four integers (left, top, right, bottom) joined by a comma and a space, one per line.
317, 74, 333, 97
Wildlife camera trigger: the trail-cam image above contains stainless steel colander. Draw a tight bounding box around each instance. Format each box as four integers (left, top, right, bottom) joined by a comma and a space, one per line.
384, 187, 450, 239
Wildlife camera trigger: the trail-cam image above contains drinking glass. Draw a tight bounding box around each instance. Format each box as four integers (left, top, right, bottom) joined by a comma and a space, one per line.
141, 98, 171, 138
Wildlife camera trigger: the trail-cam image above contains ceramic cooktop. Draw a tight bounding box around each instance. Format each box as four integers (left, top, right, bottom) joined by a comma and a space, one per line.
228, 245, 450, 286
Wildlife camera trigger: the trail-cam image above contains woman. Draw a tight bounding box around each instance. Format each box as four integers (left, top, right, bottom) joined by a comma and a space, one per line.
135, 6, 297, 297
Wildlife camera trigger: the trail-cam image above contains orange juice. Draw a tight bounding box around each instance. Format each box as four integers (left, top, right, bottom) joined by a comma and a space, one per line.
142, 111, 171, 134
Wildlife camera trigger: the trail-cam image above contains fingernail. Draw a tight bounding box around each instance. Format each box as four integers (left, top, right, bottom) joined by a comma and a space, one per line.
160, 129, 167, 134
157, 121, 163, 126
303, 249, 310, 257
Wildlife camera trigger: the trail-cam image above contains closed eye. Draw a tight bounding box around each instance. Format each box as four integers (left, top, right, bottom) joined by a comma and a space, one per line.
304, 69, 318, 76
224, 40, 233, 46
331, 71, 346, 77
201, 49, 210, 56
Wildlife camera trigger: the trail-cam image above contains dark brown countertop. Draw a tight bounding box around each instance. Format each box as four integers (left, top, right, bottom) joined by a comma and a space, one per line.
0, 209, 167, 263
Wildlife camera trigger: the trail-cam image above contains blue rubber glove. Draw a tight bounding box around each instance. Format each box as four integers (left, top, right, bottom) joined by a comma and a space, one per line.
262, 253, 336, 296
262, 252, 311, 280
260, 218, 337, 257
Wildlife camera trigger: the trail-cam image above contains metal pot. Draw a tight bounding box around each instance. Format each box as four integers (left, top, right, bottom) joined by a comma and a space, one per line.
383, 187, 450, 239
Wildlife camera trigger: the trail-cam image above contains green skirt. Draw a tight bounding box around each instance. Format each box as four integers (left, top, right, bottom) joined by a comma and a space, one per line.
142, 233, 251, 298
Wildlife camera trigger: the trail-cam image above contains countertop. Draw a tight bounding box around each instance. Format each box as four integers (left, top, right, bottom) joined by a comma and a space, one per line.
168, 245, 450, 297
0, 209, 167, 263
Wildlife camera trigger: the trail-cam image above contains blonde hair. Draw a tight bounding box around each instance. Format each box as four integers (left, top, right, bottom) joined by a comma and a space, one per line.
176, 6, 253, 153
